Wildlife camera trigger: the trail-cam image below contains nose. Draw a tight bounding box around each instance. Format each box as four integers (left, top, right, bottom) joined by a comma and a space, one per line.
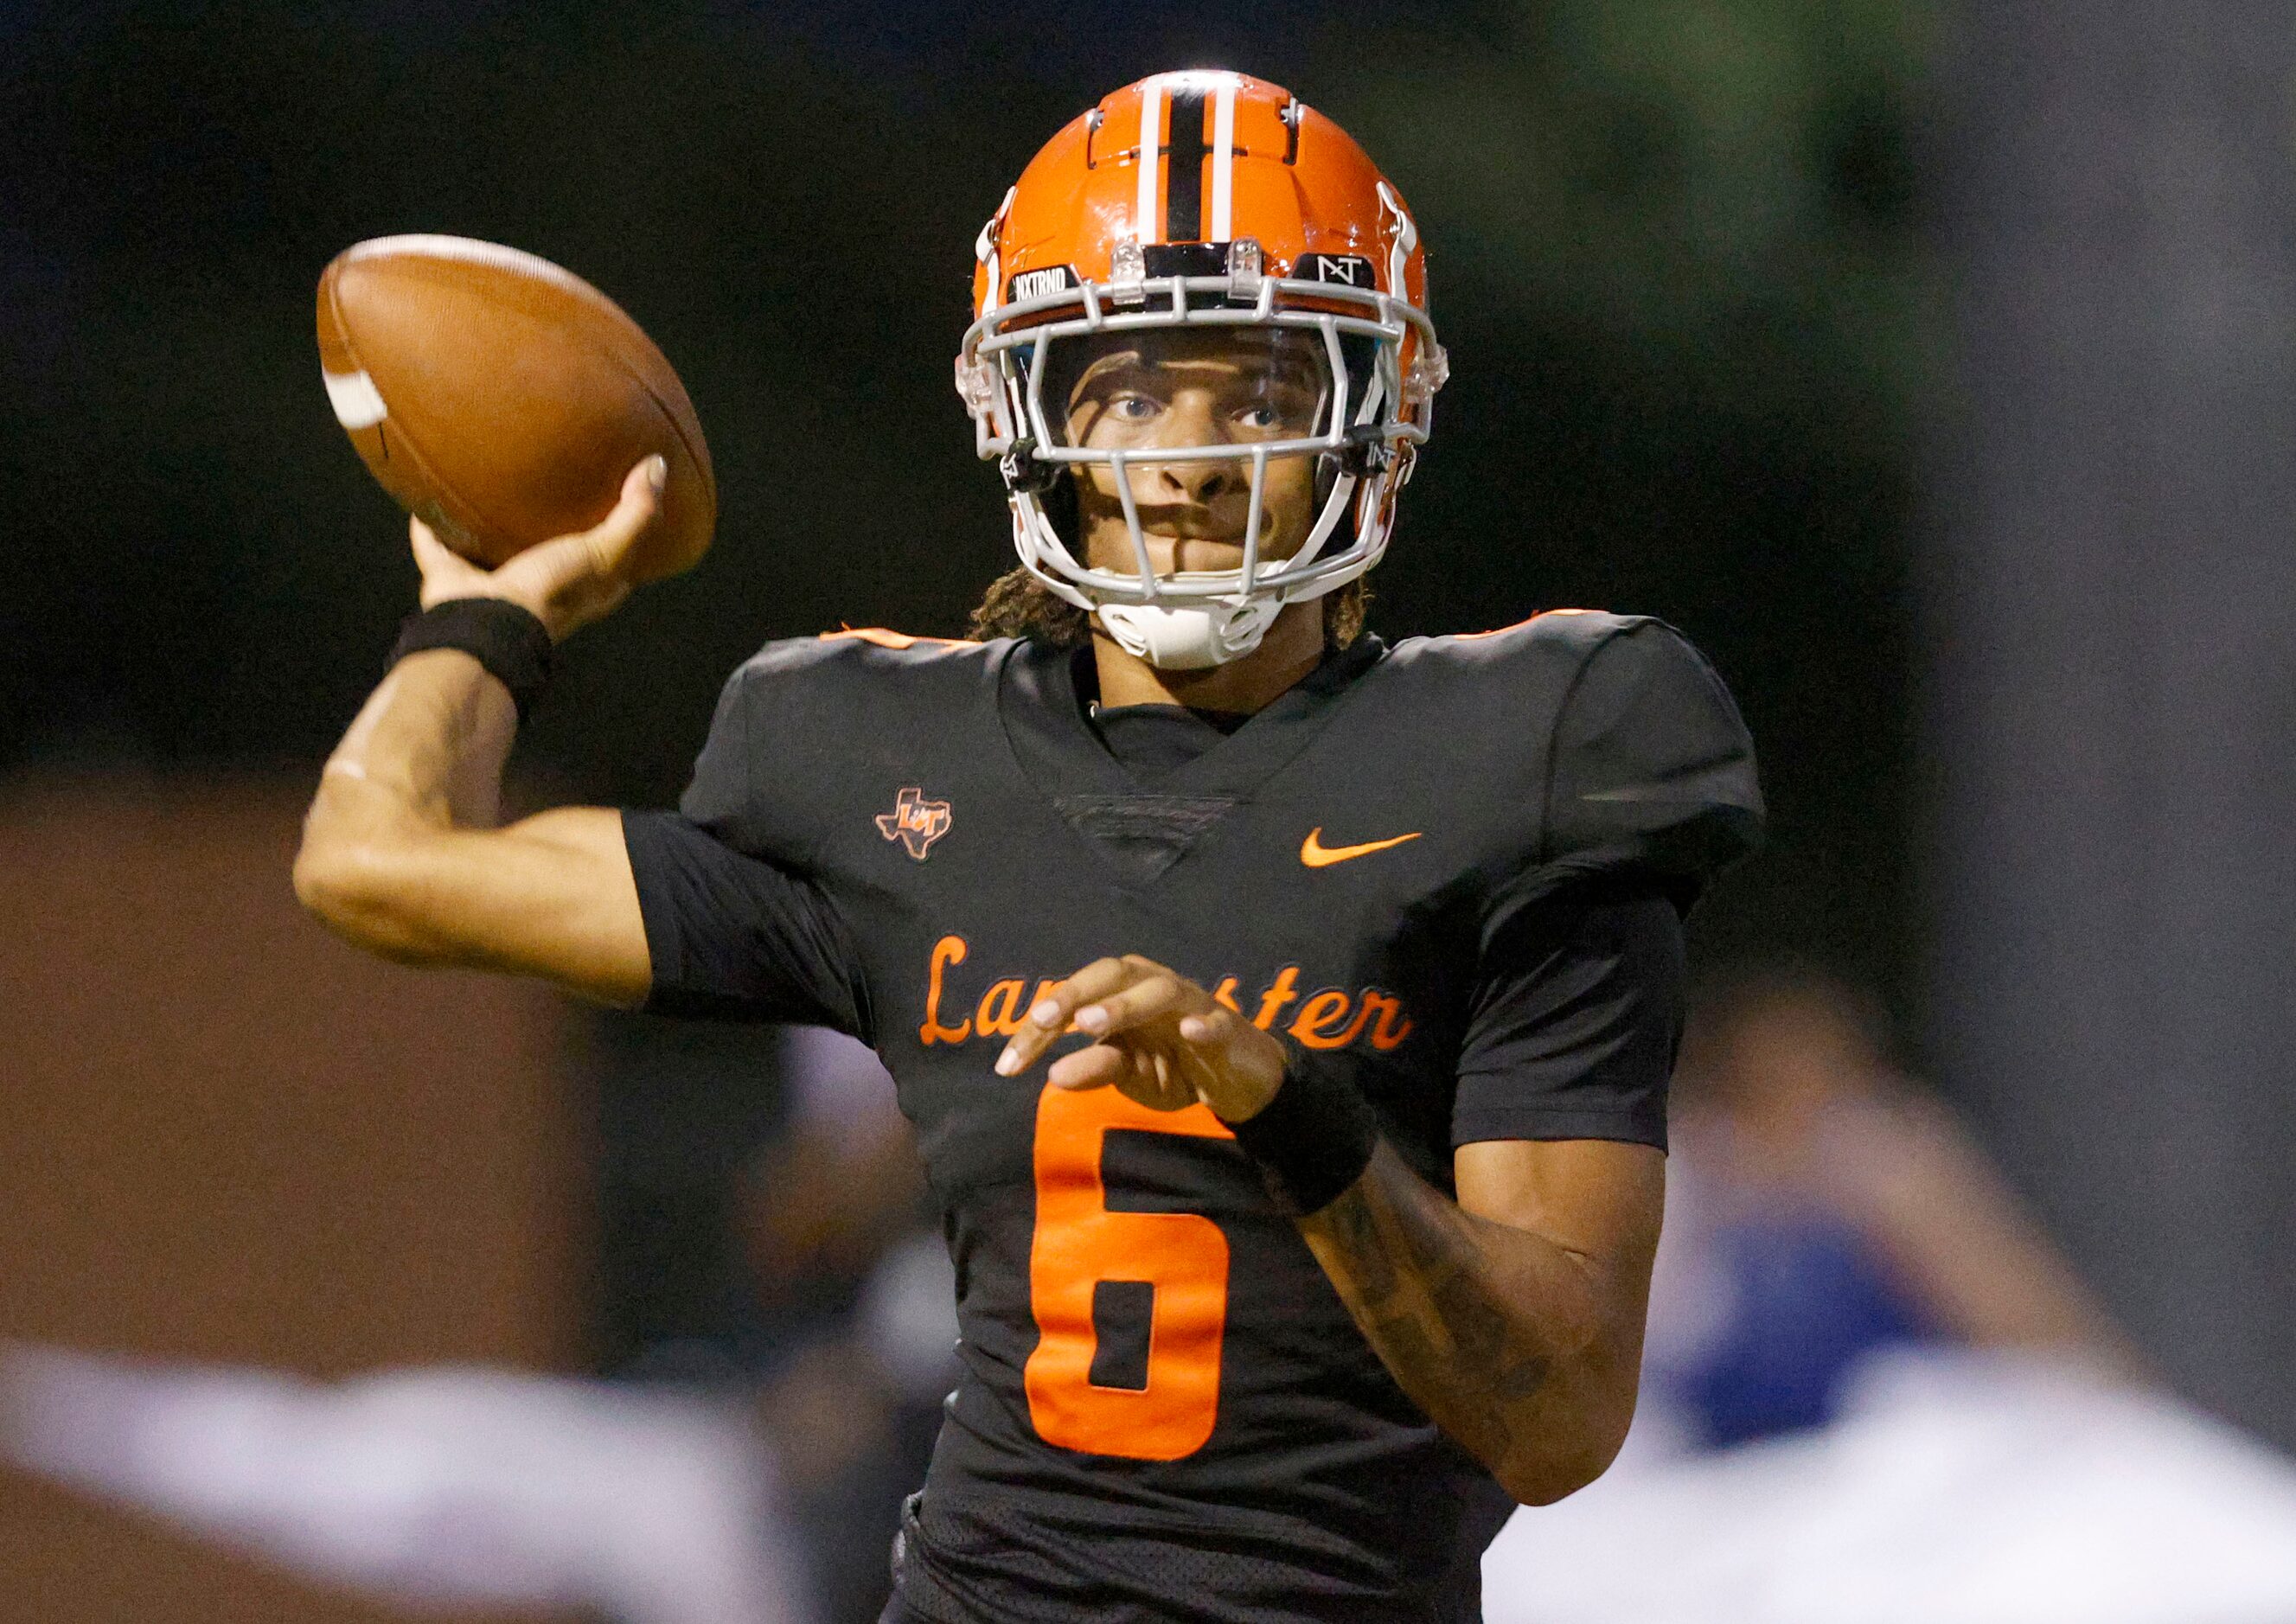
1156, 458, 1234, 503
1148, 391, 1233, 502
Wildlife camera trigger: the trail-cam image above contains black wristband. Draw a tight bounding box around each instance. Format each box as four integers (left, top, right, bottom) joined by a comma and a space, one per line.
1226, 1065, 1380, 1216
389, 598, 554, 722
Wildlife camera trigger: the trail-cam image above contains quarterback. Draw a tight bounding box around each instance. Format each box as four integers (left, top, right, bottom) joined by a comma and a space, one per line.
297, 72, 1762, 1624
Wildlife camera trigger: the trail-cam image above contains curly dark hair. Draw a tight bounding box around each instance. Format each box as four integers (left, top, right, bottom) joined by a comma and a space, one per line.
966, 567, 1368, 651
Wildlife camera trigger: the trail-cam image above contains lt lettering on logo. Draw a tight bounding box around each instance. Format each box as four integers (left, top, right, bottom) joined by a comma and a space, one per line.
876, 786, 953, 860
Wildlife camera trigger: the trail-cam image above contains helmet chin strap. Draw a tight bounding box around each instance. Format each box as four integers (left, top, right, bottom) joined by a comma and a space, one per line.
1095, 600, 1283, 670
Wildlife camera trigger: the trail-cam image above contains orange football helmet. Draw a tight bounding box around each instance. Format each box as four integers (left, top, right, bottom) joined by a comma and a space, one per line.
956, 70, 1448, 667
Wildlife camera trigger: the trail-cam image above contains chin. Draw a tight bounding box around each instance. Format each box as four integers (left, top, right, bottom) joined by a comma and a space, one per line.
1170, 542, 1248, 573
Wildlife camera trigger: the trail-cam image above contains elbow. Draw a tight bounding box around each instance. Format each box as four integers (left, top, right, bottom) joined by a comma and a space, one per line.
1500, 1448, 1617, 1508
292, 832, 432, 962
1494, 1398, 1636, 1508
291, 833, 352, 920
1498, 1436, 1626, 1507
293, 823, 372, 924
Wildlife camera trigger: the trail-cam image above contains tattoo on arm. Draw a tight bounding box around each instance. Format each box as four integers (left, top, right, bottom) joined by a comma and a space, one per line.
1299, 1142, 1619, 1493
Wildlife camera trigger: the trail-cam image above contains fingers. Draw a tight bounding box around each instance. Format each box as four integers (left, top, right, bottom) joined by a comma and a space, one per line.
1048, 1043, 1194, 1112
397, 457, 664, 640
1072, 972, 1208, 1039
514, 456, 664, 598
994, 955, 1162, 1077
583, 455, 668, 572
1179, 1003, 1289, 1116
408, 515, 453, 570
1046, 1043, 1128, 1092
995, 954, 1282, 1120
1177, 1003, 1245, 1047
1180, 1002, 1281, 1081
451, 455, 662, 637
410, 517, 489, 607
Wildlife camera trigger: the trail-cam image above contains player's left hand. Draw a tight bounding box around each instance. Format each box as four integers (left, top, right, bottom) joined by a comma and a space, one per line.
993, 954, 1287, 1123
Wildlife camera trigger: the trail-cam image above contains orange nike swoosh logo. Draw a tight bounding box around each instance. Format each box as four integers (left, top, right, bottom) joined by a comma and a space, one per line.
1301, 827, 1423, 867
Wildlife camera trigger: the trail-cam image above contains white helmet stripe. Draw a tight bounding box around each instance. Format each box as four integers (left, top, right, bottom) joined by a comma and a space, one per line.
1377, 180, 1417, 297
975, 185, 1015, 315
1135, 75, 1166, 244
1209, 75, 1237, 241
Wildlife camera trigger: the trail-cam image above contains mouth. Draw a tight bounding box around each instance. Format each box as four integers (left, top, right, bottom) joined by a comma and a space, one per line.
1137, 532, 1252, 576
1129, 502, 1246, 540
1080, 489, 1304, 577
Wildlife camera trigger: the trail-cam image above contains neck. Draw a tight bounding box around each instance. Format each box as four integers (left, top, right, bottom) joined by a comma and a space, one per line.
1090, 598, 1330, 714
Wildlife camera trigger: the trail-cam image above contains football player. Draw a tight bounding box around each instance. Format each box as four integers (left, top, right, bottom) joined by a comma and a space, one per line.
297, 71, 1762, 1624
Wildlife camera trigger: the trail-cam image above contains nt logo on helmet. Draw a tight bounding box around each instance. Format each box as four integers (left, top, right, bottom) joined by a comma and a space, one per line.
876, 787, 953, 860
1301, 254, 1377, 287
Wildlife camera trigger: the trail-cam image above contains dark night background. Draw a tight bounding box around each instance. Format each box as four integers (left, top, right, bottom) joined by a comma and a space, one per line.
9, 9, 2296, 1620
0, 0, 1933, 1000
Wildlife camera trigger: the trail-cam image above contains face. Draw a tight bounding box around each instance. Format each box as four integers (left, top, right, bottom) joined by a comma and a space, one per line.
1057, 328, 1330, 579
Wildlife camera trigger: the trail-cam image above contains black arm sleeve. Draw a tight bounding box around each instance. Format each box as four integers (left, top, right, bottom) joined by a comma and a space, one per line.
1451, 882, 1686, 1150
621, 809, 872, 1039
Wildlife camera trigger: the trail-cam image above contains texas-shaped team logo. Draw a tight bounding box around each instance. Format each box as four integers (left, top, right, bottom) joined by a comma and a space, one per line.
877, 786, 954, 860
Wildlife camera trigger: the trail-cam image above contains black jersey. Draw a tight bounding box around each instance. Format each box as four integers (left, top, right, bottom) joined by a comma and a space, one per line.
624, 612, 1761, 1624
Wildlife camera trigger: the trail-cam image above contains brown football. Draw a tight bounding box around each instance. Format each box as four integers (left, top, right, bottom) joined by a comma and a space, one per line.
317, 235, 714, 580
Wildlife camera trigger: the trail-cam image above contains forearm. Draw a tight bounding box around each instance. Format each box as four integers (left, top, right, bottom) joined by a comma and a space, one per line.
1297, 1143, 1644, 1504
322, 649, 519, 831
295, 651, 647, 1001
296, 650, 518, 950
996, 961, 1655, 1499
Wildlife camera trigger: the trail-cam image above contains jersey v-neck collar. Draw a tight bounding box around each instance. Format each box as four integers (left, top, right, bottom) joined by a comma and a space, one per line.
996, 633, 1389, 806
1088, 704, 1238, 785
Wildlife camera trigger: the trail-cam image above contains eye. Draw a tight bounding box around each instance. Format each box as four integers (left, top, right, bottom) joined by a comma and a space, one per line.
1110, 393, 1159, 420
1234, 402, 1281, 430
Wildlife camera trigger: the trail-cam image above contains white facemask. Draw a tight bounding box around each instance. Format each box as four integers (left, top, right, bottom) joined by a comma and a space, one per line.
958, 238, 1446, 671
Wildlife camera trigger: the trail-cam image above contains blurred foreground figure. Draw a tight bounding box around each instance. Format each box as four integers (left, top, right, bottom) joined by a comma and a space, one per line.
1, 1348, 815, 1624
1484, 1350, 2296, 1624
1482, 972, 2296, 1622
0, 1025, 956, 1624
1646, 969, 2139, 1446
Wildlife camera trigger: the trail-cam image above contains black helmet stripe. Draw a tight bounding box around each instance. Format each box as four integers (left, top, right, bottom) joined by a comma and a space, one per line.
1165, 86, 1210, 242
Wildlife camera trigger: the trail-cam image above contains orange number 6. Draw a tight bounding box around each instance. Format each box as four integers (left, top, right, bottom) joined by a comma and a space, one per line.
1023, 1082, 1232, 1461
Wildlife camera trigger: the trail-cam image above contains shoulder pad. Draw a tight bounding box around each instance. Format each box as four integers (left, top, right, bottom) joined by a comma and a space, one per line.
1382, 608, 1647, 681
1543, 617, 1763, 889
678, 630, 1001, 862
1433, 606, 1628, 652
736, 626, 991, 679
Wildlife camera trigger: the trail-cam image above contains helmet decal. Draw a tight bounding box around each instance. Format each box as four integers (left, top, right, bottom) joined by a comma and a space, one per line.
1207, 74, 1238, 240
975, 186, 1016, 316
1378, 182, 1417, 307
1130, 72, 1262, 249
1133, 74, 1163, 245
